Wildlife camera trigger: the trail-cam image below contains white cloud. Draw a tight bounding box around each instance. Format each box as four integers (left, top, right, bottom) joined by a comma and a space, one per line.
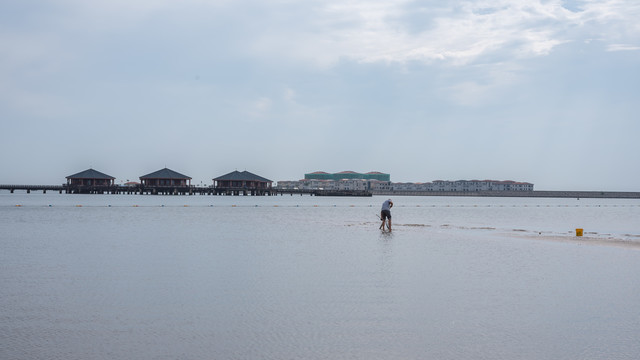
283, 87, 296, 102
245, 0, 640, 67
323, 1, 578, 65
248, 96, 272, 119
7, 1, 638, 69
607, 43, 640, 51
442, 62, 523, 106
5, 0, 634, 112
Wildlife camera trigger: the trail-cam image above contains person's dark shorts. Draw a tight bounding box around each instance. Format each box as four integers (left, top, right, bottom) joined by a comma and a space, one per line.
381, 210, 391, 220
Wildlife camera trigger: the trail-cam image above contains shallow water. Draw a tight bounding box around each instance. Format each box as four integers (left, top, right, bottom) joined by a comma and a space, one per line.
2, 193, 640, 359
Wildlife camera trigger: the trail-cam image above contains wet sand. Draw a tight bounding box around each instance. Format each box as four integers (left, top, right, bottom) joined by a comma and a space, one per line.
368, 222, 640, 250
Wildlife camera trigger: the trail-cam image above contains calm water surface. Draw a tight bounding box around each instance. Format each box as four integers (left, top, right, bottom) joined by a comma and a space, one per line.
2, 193, 640, 359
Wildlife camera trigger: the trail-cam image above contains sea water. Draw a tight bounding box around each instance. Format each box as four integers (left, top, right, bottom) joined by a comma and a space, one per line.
1, 193, 640, 359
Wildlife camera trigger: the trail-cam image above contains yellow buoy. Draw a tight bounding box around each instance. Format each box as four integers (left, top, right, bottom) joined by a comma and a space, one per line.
576, 228, 583, 237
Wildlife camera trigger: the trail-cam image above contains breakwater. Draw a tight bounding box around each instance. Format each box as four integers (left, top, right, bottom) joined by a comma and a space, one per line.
373, 190, 640, 199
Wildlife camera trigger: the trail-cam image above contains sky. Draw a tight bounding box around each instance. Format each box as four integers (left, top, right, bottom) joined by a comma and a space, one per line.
1, 0, 639, 191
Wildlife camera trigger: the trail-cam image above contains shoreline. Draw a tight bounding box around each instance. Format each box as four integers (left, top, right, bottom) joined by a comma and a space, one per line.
380, 222, 640, 250
508, 232, 640, 250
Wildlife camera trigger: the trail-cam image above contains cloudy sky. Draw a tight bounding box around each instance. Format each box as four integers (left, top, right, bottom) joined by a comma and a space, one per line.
1, 0, 639, 190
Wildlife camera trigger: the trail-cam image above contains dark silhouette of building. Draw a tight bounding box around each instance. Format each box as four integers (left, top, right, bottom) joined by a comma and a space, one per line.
139, 168, 191, 187
66, 168, 115, 187
213, 170, 272, 195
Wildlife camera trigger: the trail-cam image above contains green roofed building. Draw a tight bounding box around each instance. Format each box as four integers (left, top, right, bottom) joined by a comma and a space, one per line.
304, 171, 390, 182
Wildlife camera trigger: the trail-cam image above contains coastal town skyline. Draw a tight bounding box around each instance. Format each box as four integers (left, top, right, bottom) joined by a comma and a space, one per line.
2, 166, 535, 189
1, 1, 639, 191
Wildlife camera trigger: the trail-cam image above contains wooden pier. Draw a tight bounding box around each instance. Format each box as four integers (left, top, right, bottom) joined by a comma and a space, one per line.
0, 184, 372, 197
0, 185, 66, 194
0, 184, 213, 195
3, 185, 640, 198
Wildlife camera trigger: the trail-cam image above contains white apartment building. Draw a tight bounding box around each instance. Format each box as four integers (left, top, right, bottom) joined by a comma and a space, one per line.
276, 179, 391, 191
368, 180, 392, 192
394, 180, 533, 192
277, 179, 533, 192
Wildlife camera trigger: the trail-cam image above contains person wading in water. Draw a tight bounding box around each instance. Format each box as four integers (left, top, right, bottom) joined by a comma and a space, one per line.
380, 199, 393, 231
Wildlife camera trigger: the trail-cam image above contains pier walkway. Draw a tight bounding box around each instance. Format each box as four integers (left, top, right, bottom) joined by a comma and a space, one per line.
3, 185, 639, 198
0, 184, 372, 197
0, 185, 66, 194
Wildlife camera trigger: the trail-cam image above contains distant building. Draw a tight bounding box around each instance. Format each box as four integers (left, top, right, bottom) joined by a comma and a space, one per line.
368, 179, 393, 192
393, 180, 534, 192
213, 170, 273, 195
305, 171, 390, 182
66, 168, 115, 187
277, 175, 532, 193
140, 168, 191, 187
277, 178, 390, 192
278, 170, 390, 191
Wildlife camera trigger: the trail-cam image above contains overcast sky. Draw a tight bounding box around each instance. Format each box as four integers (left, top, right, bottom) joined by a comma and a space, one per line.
1, 0, 639, 190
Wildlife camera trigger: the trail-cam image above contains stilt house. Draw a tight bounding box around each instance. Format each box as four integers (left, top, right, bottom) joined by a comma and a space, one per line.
213, 170, 273, 195
66, 168, 115, 187
140, 168, 192, 187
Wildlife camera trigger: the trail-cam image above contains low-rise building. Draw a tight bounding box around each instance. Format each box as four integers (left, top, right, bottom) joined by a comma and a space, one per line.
140, 168, 191, 187
277, 178, 388, 191
213, 170, 273, 195
277, 172, 533, 193
66, 168, 115, 187
393, 180, 533, 192
368, 180, 392, 192
304, 170, 390, 182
